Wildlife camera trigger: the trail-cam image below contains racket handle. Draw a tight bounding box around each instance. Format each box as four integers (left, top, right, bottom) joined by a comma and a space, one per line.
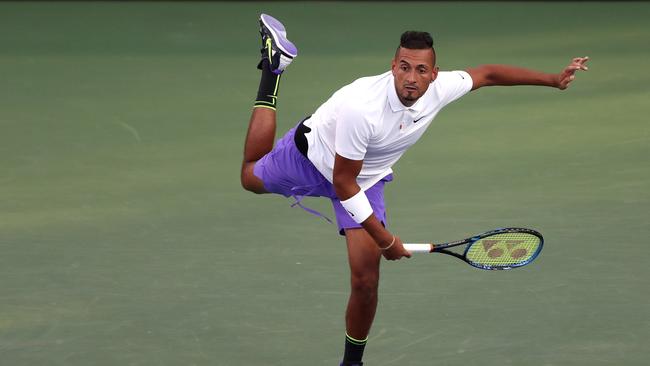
403, 243, 434, 254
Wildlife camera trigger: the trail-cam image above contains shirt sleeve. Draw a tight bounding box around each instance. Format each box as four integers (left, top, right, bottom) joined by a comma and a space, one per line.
334, 104, 373, 161
437, 70, 473, 107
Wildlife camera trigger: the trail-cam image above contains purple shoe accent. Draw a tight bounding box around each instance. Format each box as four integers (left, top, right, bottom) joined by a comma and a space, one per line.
261, 13, 286, 34
260, 13, 298, 57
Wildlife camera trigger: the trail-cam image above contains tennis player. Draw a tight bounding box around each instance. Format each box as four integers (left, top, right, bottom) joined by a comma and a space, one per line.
240, 14, 588, 366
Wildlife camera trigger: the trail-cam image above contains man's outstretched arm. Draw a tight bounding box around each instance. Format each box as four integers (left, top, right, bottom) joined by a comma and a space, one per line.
467, 56, 589, 91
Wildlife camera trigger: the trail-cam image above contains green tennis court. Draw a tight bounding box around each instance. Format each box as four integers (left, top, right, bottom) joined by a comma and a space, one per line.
1, 2, 648, 365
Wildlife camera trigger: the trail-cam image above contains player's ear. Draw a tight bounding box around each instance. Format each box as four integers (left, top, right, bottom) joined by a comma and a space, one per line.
391, 58, 397, 75
430, 66, 439, 83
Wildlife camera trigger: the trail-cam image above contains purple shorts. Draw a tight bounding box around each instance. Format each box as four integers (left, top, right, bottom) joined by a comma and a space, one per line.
253, 125, 392, 235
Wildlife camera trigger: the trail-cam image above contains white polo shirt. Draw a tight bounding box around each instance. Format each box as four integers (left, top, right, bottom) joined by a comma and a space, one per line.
303, 70, 473, 190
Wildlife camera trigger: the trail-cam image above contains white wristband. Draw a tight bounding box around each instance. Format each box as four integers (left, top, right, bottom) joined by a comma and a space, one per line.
340, 190, 373, 224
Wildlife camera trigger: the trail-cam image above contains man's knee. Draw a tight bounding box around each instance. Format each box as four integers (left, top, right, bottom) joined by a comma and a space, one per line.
240, 175, 261, 194
240, 162, 267, 194
240, 175, 266, 194
350, 272, 379, 303
345, 228, 382, 303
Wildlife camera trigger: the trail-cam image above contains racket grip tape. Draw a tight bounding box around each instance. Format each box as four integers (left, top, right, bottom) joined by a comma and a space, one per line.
403, 243, 434, 253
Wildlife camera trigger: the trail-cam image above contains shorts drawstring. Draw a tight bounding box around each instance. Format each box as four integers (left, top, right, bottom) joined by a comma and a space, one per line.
290, 184, 333, 224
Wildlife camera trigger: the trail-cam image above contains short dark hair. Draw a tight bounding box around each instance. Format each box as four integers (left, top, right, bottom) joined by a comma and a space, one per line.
400, 31, 434, 49
395, 31, 436, 64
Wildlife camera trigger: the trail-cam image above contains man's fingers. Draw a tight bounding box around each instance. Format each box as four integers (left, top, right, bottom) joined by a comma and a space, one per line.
564, 74, 576, 84
559, 74, 576, 90
389, 239, 411, 260
563, 62, 588, 79
568, 63, 588, 72
571, 63, 589, 71
563, 66, 578, 78
573, 56, 589, 64
558, 57, 588, 90
572, 56, 590, 70
397, 240, 411, 259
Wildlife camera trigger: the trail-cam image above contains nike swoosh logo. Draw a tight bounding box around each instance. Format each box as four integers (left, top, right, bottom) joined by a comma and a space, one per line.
458, 72, 465, 79
414, 116, 425, 123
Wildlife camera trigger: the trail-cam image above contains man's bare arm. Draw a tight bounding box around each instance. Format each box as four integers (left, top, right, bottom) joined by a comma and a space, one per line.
467, 56, 589, 91
333, 154, 410, 260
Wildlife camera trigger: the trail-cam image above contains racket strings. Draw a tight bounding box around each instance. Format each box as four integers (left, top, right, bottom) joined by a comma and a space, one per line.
465, 232, 541, 268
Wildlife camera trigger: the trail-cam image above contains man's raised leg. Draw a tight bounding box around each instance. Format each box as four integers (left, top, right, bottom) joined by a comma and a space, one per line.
240, 14, 298, 193
241, 107, 276, 193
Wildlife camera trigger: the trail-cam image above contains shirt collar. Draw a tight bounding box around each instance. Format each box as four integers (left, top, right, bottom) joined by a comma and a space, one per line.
387, 73, 426, 114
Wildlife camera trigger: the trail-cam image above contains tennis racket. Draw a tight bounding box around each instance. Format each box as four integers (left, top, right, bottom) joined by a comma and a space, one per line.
403, 227, 543, 270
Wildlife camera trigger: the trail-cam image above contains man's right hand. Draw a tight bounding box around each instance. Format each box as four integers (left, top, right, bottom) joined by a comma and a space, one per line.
380, 235, 411, 261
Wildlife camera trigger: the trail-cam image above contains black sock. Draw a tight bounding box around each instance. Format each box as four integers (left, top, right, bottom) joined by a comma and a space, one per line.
254, 59, 281, 110
342, 333, 367, 365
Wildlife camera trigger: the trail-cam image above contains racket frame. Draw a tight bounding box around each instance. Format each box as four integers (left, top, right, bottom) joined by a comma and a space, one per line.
405, 227, 544, 270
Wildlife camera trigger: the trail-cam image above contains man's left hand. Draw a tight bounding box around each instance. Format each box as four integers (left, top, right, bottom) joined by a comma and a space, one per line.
557, 56, 589, 90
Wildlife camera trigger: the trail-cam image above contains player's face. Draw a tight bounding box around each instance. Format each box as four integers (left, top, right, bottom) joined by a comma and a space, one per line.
391, 47, 438, 107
